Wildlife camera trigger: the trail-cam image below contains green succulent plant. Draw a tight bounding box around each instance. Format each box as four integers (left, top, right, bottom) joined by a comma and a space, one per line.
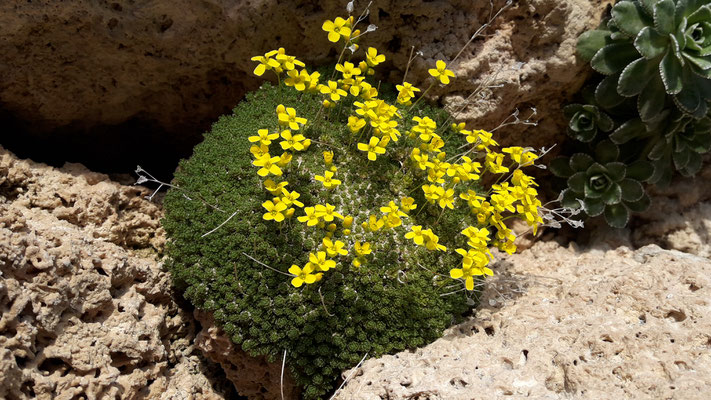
550, 140, 654, 228
610, 111, 711, 185
578, 0, 711, 120
564, 103, 615, 142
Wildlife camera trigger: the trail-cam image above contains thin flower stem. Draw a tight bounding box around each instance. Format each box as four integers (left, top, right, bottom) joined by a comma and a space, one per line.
408, 82, 435, 113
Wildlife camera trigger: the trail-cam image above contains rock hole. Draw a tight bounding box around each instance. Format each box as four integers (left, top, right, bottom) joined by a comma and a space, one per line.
522, 349, 529, 361
386, 36, 401, 53
638, 313, 646, 323
39, 357, 70, 376
378, 8, 390, 18
110, 2, 122, 11
665, 310, 687, 322
20, 381, 35, 397
502, 358, 514, 370
107, 18, 118, 30
601, 334, 613, 343
484, 326, 495, 336
15, 356, 28, 368
674, 361, 689, 370
688, 283, 700, 292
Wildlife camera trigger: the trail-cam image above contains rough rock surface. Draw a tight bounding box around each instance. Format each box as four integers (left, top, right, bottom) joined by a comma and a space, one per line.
1, 0, 610, 172
632, 163, 711, 258
193, 311, 299, 400
0, 146, 230, 399
334, 242, 711, 400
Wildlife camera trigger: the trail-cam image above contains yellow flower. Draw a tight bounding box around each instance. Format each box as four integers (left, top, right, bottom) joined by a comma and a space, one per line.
461, 226, 490, 248
250, 144, 269, 158
336, 62, 362, 79
315, 203, 344, 221
395, 82, 420, 105
280, 189, 304, 207
277, 105, 307, 130
305, 70, 321, 93
401, 197, 417, 213
354, 241, 372, 256
250, 54, 280, 76
309, 251, 337, 272
410, 148, 431, 170
314, 170, 342, 189
297, 206, 320, 226
319, 81, 348, 102
322, 17, 352, 43
438, 188, 455, 209
323, 237, 348, 257
276, 152, 292, 167
279, 130, 306, 151
348, 116, 366, 133
422, 184, 441, 203
252, 154, 283, 176
289, 264, 320, 287
248, 129, 279, 146
366, 47, 386, 67
362, 215, 384, 232
285, 69, 310, 91
405, 225, 426, 246
451, 122, 466, 133
357, 136, 387, 161
423, 229, 446, 251
323, 151, 334, 165
264, 179, 288, 195
428, 60, 456, 85
262, 200, 287, 222
476, 130, 499, 150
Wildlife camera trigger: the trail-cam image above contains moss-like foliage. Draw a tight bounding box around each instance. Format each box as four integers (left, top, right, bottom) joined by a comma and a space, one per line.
163, 83, 474, 399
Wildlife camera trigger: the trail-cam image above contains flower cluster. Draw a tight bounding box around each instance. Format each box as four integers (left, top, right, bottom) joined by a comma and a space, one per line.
248, 12, 543, 291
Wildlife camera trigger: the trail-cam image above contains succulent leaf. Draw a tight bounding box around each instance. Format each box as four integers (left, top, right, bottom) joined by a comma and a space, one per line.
625, 159, 655, 181
595, 140, 620, 163
619, 57, 658, 96
610, 118, 647, 144
619, 178, 645, 201
550, 157, 575, 178
577, 29, 613, 61
591, 43, 641, 75
654, 0, 677, 35
661, 48, 685, 93
583, 197, 606, 216
612, 0, 654, 37
635, 26, 670, 58
625, 192, 651, 212
638, 75, 668, 121
570, 153, 595, 172
672, 146, 691, 168
561, 188, 582, 209
602, 183, 623, 204
604, 162, 628, 181
604, 203, 630, 228
680, 150, 703, 174
596, 73, 628, 108
568, 172, 587, 193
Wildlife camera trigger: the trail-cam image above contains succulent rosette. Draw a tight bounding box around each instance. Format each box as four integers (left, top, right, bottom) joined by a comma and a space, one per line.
550, 141, 654, 228
578, 0, 711, 120
563, 103, 615, 142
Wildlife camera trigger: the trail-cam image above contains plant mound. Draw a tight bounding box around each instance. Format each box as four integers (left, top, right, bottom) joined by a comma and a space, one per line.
162, 83, 473, 398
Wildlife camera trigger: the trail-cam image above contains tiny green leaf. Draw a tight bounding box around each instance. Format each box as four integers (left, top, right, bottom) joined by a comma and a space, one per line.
654, 0, 677, 35
660, 48, 684, 94
568, 172, 587, 193
602, 183, 623, 205
605, 162, 627, 182
570, 153, 595, 172
595, 140, 620, 164
583, 197, 605, 217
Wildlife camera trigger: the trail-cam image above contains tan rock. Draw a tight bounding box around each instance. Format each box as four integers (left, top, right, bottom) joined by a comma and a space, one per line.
633, 163, 711, 258
333, 242, 711, 399
0, 146, 227, 399
194, 311, 300, 400
1, 0, 609, 165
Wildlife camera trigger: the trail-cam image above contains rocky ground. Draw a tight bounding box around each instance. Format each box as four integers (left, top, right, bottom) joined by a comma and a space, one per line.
0, 146, 235, 399
2, 145, 710, 399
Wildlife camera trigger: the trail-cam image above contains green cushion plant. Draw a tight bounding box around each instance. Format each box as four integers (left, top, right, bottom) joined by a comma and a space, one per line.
162, 5, 545, 399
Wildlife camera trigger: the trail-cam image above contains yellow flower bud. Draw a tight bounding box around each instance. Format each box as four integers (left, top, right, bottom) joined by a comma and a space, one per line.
343, 216, 353, 228
285, 208, 295, 218
327, 223, 337, 232
330, 166, 338, 172
323, 151, 334, 165
343, 229, 351, 235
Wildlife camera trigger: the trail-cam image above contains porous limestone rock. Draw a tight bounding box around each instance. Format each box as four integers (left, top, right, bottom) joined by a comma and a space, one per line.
1, 0, 610, 171
632, 163, 711, 259
333, 242, 711, 399
194, 311, 300, 400
0, 146, 229, 399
